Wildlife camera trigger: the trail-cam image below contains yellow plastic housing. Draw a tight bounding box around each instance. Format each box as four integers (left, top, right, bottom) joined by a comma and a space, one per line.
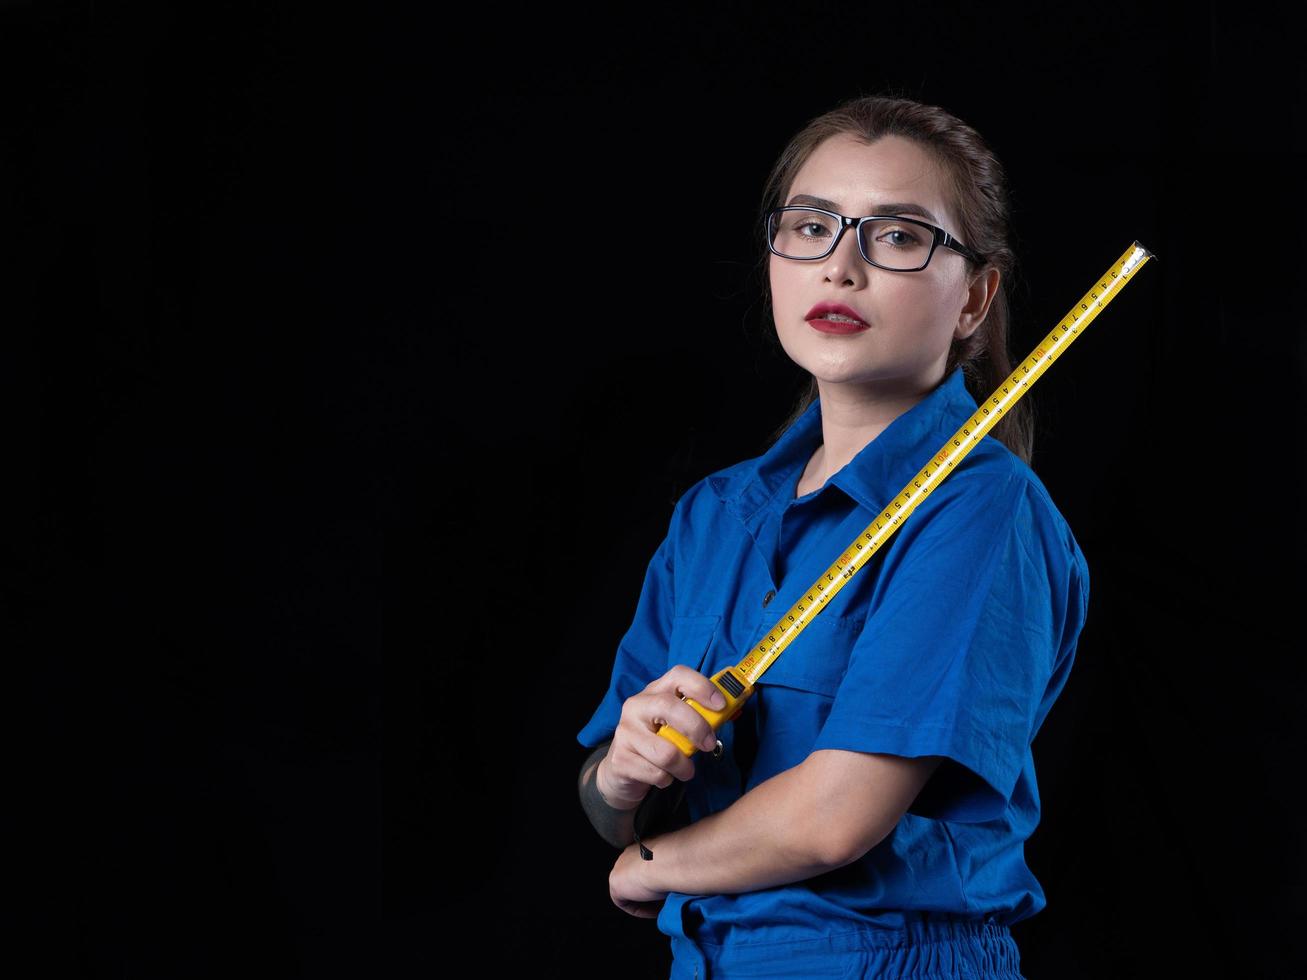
656, 666, 755, 757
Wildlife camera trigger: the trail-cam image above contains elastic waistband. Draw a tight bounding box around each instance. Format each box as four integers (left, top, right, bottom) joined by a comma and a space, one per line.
670, 916, 1022, 979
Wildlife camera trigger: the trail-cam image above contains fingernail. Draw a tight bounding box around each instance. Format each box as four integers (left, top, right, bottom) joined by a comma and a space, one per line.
711, 691, 725, 708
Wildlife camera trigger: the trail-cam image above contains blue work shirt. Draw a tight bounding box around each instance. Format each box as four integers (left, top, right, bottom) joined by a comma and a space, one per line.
576, 366, 1090, 963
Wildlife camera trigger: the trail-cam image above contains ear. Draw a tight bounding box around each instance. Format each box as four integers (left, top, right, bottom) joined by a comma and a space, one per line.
955, 266, 1000, 341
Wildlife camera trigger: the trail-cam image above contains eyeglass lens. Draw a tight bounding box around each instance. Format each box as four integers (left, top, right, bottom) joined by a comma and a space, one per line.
769, 209, 932, 270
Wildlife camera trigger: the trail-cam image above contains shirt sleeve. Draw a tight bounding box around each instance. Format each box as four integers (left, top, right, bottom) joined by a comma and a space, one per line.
810, 469, 1067, 823
575, 505, 678, 750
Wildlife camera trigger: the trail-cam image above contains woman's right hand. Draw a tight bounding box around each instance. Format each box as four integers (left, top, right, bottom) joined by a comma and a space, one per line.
595, 665, 727, 810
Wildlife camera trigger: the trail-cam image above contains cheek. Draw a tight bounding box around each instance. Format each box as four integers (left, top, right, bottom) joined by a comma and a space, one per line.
768, 255, 797, 296
767, 257, 783, 305
886, 278, 948, 329
769, 268, 811, 329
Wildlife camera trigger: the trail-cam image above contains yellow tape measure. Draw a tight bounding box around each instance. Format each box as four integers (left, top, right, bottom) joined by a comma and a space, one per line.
656, 241, 1157, 757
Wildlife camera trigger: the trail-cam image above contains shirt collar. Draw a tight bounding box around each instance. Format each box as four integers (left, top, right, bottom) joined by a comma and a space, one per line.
707, 366, 979, 523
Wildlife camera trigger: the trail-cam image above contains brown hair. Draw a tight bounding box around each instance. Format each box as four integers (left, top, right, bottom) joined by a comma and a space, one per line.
755, 91, 1036, 466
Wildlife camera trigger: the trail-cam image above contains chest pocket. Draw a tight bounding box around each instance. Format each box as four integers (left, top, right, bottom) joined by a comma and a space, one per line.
747, 612, 864, 780
665, 614, 722, 673
754, 612, 863, 696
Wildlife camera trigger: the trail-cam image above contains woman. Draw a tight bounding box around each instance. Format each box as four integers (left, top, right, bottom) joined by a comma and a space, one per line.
576, 93, 1089, 979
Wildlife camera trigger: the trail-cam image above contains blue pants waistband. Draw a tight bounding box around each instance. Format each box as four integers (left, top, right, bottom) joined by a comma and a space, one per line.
669, 916, 1024, 979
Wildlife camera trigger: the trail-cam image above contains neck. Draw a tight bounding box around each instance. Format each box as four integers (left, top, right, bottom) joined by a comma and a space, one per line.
810, 369, 947, 482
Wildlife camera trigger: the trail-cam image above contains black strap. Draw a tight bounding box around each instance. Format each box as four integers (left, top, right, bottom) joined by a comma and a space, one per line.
632, 780, 688, 860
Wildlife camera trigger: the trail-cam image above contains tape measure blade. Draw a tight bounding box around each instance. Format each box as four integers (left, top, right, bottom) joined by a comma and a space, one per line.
726, 242, 1153, 690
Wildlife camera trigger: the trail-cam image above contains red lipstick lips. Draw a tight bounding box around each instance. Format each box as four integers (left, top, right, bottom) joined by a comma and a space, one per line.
805, 302, 869, 334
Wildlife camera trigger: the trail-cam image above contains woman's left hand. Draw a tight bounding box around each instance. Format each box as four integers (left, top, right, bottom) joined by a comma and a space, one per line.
609, 842, 669, 918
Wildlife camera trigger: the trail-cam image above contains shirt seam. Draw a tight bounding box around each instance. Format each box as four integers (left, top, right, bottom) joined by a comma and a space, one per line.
1009, 477, 1053, 574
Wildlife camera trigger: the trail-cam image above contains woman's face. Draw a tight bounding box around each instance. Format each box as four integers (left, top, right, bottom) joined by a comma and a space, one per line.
769, 133, 995, 399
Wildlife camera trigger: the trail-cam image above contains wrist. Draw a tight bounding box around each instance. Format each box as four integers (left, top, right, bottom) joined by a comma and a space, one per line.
595, 755, 643, 812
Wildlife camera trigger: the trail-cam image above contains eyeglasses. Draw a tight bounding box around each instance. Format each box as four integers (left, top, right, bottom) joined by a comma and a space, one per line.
765, 206, 985, 271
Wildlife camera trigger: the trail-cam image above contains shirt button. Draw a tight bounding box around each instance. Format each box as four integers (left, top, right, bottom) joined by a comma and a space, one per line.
762, 589, 775, 607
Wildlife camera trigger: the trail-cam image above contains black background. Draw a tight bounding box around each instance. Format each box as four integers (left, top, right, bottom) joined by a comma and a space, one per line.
8, 2, 1305, 977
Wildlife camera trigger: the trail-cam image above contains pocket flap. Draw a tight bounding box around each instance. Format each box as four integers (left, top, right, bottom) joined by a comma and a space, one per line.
751, 614, 863, 696
666, 614, 722, 673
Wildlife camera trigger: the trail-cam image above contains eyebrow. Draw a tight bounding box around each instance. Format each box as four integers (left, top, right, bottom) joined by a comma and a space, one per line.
786, 194, 941, 225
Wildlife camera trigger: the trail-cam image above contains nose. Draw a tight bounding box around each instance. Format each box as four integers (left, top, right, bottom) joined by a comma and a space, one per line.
820, 223, 868, 286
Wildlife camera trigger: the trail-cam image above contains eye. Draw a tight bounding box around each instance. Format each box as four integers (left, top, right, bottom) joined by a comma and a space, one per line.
878, 227, 922, 248
796, 221, 831, 239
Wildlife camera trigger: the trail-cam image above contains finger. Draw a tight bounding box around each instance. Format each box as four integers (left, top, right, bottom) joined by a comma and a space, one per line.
622, 690, 715, 758
609, 729, 692, 789
631, 723, 698, 784
654, 667, 729, 715
652, 690, 721, 755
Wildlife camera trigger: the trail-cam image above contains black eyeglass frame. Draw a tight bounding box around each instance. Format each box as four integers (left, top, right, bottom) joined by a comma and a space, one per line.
765, 206, 986, 271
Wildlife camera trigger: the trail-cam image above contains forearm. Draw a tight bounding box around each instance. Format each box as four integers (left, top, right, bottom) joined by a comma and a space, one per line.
577, 740, 637, 848
632, 762, 841, 897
